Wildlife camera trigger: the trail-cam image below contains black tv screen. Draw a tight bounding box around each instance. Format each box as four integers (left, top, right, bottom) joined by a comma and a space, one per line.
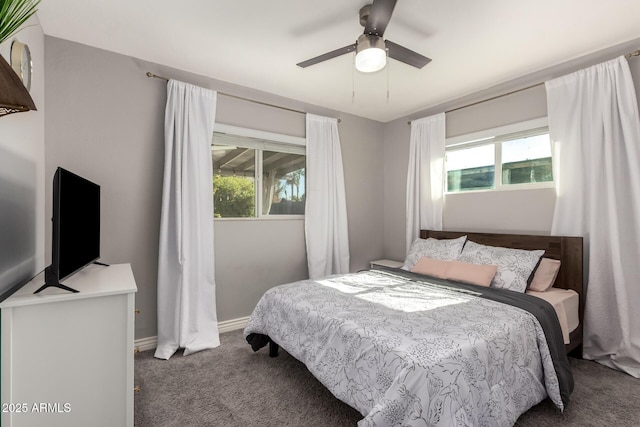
36, 167, 100, 293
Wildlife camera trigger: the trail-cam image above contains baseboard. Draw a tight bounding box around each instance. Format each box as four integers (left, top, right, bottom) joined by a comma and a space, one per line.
218, 316, 250, 334
134, 316, 250, 352
134, 336, 158, 352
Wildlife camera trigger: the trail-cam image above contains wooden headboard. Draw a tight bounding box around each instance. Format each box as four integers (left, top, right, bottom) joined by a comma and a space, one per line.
421, 229, 584, 354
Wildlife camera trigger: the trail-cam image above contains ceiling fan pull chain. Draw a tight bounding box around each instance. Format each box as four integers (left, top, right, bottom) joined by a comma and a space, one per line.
352, 52, 356, 103
386, 52, 390, 103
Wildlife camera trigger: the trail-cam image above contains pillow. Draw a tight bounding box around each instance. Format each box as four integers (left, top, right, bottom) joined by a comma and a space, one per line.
411, 257, 449, 279
402, 236, 467, 271
446, 260, 498, 287
528, 258, 561, 292
458, 240, 544, 293
411, 257, 498, 287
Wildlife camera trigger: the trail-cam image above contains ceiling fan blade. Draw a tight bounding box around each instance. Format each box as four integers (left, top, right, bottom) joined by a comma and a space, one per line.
296, 44, 357, 68
364, 0, 397, 37
385, 40, 432, 69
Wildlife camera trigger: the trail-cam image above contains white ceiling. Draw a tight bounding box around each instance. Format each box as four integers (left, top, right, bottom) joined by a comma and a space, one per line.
37, 0, 640, 123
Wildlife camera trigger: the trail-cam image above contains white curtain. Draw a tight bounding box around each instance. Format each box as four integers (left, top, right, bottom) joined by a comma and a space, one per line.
546, 56, 640, 377
155, 80, 220, 360
304, 114, 350, 279
405, 113, 446, 252
262, 169, 277, 215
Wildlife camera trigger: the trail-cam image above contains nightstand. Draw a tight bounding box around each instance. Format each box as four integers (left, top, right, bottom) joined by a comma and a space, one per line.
370, 259, 404, 269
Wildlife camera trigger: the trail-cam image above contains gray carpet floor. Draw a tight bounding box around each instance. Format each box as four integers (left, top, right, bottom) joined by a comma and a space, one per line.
134, 329, 640, 426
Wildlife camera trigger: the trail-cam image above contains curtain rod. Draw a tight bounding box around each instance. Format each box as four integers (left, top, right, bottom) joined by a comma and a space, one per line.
146, 72, 341, 122
407, 49, 640, 125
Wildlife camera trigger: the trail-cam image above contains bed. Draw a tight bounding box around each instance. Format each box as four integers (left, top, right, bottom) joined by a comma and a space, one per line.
244, 230, 583, 426
421, 230, 584, 356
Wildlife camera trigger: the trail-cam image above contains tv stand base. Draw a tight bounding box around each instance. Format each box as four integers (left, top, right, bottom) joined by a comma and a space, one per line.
33, 282, 79, 294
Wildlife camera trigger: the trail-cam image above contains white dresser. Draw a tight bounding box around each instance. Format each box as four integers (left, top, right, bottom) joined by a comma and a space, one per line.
1, 263, 137, 427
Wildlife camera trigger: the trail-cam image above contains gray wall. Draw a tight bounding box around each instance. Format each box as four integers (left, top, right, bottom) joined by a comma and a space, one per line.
42, 33, 640, 340
0, 16, 46, 299
383, 37, 640, 262
44, 37, 385, 339
382, 87, 553, 266
441, 84, 554, 236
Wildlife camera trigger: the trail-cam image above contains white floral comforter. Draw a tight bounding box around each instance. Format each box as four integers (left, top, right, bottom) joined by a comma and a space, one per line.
244, 270, 565, 426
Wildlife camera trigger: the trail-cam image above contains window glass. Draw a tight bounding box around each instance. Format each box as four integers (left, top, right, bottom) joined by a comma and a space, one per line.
263, 151, 305, 215
213, 146, 256, 218
211, 127, 305, 218
445, 144, 495, 192
501, 133, 553, 185
445, 121, 553, 193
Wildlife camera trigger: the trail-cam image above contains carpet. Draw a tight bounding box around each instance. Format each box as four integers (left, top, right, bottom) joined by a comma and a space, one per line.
134, 330, 640, 426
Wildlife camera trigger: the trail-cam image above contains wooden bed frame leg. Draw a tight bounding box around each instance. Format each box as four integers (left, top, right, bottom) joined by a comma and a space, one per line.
269, 340, 279, 357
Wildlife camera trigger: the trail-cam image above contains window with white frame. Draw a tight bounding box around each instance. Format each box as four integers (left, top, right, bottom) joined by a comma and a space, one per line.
212, 124, 306, 218
445, 118, 553, 193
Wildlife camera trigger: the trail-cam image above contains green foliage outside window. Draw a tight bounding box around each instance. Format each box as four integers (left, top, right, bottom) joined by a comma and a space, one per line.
213, 175, 255, 218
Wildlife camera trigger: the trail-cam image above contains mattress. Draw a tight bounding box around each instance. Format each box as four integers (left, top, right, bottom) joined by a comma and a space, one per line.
527, 287, 579, 344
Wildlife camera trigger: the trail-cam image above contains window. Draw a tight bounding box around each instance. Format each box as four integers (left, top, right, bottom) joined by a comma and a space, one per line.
445, 118, 553, 193
446, 144, 495, 191
212, 124, 305, 218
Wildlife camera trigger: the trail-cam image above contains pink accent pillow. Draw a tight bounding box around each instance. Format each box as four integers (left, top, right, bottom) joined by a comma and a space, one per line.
411, 257, 449, 279
446, 260, 498, 287
411, 257, 498, 287
529, 258, 561, 292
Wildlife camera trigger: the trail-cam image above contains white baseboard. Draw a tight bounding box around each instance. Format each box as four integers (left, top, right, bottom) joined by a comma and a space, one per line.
218, 316, 250, 334
134, 316, 250, 352
134, 336, 158, 352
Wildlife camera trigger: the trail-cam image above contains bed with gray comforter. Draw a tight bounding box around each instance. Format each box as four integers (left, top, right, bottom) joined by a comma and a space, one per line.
244, 268, 573, 426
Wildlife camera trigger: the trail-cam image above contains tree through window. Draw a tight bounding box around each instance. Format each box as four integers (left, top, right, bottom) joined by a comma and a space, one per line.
212, 126, 306, 218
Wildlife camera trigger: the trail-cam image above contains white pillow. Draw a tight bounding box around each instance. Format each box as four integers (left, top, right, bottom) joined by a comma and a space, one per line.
458, 240, 544, 293
402, 236, 467, 271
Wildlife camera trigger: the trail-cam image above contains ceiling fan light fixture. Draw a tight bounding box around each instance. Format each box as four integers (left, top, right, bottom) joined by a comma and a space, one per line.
355, 34, 386, 73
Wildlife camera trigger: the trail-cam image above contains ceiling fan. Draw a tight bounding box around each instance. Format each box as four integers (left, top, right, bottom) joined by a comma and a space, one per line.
296, 0, 431, 73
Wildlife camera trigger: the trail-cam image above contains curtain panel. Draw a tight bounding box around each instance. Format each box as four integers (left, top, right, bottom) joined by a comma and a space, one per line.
405, 113, 446, 252
155, 80, 220, 360
304, 114, 350, 279
546, 56, 640, 377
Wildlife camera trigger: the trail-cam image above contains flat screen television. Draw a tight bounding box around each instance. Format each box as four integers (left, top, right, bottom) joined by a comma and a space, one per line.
35, 167, 101, 294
